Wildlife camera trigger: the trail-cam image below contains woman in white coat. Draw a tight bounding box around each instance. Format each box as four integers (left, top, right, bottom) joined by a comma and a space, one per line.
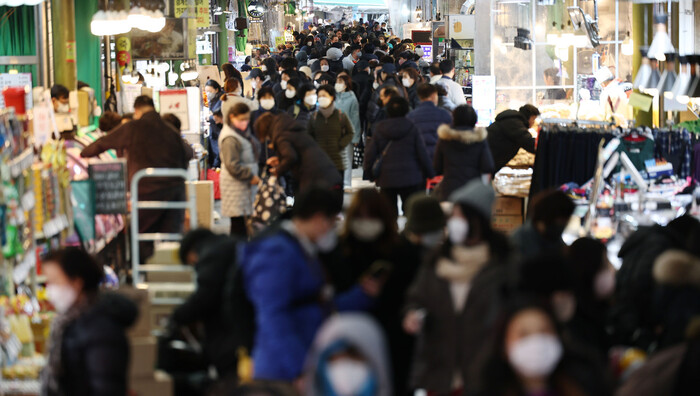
219, 98, 261, 238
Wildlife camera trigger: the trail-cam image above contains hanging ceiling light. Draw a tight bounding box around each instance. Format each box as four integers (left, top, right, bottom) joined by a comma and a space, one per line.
128, 0, 166, 33
677, 56, 697, 105
91, 9, 131, 36
634, 48, 652, 90
669, 56, 692, 101
687, 56, 700, 101
650, 53, 676, 98
643, 59, 662, 95
647, 14, 674, 62
0, 0, 46, 5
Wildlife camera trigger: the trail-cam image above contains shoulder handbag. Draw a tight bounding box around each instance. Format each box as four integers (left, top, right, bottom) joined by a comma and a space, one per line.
371, 140, 393, 181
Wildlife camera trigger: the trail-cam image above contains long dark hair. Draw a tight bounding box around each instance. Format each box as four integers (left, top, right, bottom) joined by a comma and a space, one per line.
262, 58, 279, 82
439, 203, 510, 263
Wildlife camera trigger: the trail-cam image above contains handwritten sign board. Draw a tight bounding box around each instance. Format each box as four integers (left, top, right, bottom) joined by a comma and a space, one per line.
88, 159, 127, 214
159, 89, 190, 131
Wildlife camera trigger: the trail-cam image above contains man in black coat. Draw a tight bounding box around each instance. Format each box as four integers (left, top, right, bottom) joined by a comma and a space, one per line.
486, 104, 539, 173
172, 229, 241, 379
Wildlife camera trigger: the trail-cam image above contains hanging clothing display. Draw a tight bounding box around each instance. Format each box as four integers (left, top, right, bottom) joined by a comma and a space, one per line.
652, 128, 696, 180
530, 126, 614, 197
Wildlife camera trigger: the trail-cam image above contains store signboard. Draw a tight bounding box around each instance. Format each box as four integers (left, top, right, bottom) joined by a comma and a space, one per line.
89, 159, 128, 215
0, 73, 33, 110
174, 0, 209, 28
121, 84, 143, 114
131, 18, 187, 59
159, 89, 190, 131
472, 75, 496, 126
417, 43, 432, 62
448, 14, 475, 40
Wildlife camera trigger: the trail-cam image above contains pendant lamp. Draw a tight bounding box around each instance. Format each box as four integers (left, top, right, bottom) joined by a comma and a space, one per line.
647, 15, 675, 61
669, 56, 691, 101
677, 56, 698, 105
656, 53, 677, 99
634, 48, 652, 90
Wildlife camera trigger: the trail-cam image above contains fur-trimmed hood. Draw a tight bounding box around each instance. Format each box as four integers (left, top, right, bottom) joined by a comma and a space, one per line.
437, 124, 488, 144
653, 250, 700, 287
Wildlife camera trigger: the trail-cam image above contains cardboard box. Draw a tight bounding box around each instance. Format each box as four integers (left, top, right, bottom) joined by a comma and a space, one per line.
129, 337, 157, 378
130, 370, 173, 396
187, 181, 214, 229
146, 271, 194, 283
492, 215, 523, 234
492, 196, 523, 216
117, 287, 152, 338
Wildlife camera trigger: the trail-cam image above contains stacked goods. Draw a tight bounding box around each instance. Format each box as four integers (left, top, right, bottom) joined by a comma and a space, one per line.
117, 286, 174, 396
491, 196, 525, 234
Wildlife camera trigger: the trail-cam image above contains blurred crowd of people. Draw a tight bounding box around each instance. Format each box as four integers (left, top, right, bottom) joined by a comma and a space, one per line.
38, 19, 700, 396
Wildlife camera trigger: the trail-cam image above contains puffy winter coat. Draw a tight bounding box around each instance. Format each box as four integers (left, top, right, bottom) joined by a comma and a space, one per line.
335, 91, 362, 143
364, 117, 434, 188
406, 101, 453, 163
269, 113, 342, 192
50, 293, 137, 396
239, 225, 373, 381
486, 110, 536, 172
308, 107, 354, 171
433, 125, 494, 201
219, 124, 259, 217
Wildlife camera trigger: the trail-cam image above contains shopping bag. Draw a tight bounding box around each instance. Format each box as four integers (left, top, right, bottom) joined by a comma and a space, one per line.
250, 168, 287, 234
352, 141, 364, 169
207, 169, 221, 200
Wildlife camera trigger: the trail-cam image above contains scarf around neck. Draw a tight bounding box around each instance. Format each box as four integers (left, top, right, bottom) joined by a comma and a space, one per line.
318, 103, 336, 119
435, 243, 490, 283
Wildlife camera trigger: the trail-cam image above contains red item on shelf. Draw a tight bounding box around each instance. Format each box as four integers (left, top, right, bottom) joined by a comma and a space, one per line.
3, 86, 27, 115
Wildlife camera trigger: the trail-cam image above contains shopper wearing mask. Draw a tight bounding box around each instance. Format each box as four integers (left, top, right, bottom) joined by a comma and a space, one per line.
343, 44, 362, 72
335, 75, 362, 188
304, 314, 392, 396
566, 238, 616, 360
275, 77, 302, 112
317, 58, 337, 80
219, 100, 261, 238
433, 105, 495, 202
50, 84, 71, 113
260, 58, 279, 87
238, 187, 377, 384
205, 80, 225, 168
436, 59, 467, 108
308, 85, 354, 178
511, 189, 575, 259
400, 67, 422, 109
364, 97, 433, 215
406, 83, 453, 165
468, 301, 609, 396
351, 60, 373, 128
289, 84, 318, 127
254, 112, 342, 196
252, 87, 281, 131
41, 247, 137, 396
403, 180, 511, 395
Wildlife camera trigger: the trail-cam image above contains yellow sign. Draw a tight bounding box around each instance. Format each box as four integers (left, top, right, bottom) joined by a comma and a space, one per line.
174, 0, 210, 28
116, 37, 131, 52
274, 36, 285, 49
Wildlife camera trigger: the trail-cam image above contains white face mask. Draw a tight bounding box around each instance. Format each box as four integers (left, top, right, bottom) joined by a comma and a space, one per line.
508, 334, 563, 378
420, 230, 444, 248
304, 94, 318, 106
307, 41, 313, 47
316, 228, 337, 252
447, 217, 469, 245
46, 284, 78, 314
594, 269, 616, 299
402, 78, 412, 88
318, 96, 333, 108
372, 82, 379, 89
280, 80, 288, 90
326, 359, 371, 396
351, 219, 385, 242
57, 103, 70, 113
285, 89, 296, 99
321, 65, 330, 72
314, 81, 321, 88
261, 65, 267, 72
334, 83, 346, 93
260, 98, 275, 110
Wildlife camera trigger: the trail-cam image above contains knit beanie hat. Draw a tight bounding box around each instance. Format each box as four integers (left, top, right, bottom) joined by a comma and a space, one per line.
326, 47, 343, 61
448, 180, 495, 221
404, 194, 446, 234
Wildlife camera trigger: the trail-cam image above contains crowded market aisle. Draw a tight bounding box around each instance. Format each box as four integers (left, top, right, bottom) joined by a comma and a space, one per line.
2, 1, 700, 396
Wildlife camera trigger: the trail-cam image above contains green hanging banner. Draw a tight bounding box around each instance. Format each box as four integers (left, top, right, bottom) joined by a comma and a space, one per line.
235, 0, 249, 53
